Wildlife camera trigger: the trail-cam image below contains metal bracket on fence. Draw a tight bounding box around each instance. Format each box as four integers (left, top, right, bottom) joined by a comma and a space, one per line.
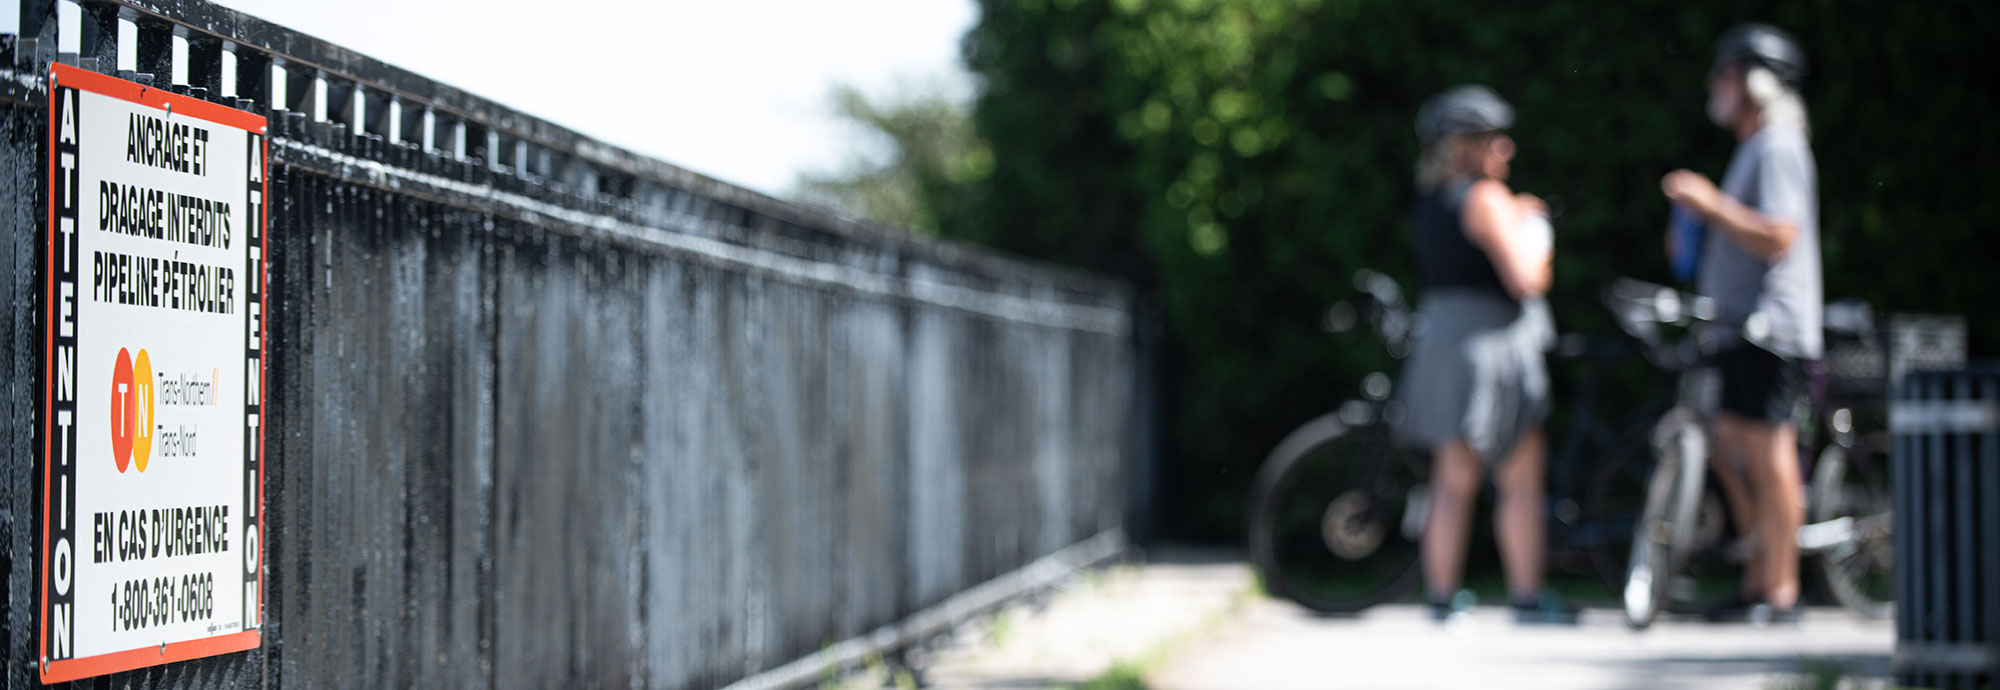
1896, 642, 1999, 676
1890, 400, 2000, 435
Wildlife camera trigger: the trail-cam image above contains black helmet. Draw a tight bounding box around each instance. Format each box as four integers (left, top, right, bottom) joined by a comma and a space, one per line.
1715, 23, 1807, 89
1415, 85, 1513, 143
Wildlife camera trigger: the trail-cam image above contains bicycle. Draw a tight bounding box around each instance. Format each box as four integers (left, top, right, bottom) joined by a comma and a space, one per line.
1244, 272, 1895, 625
1243, 271, 1686, 614
1621, 295, 1898, 627
1598, 280, 1895, 628
1606, 278, 1719, 628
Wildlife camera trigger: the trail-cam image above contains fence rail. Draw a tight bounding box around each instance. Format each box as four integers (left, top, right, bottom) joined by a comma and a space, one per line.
2, 2, 1142, 688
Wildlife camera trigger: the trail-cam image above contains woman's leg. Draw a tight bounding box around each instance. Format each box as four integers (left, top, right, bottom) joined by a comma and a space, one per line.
1493, 426, 1548, 601
1424, 440, 1484, 602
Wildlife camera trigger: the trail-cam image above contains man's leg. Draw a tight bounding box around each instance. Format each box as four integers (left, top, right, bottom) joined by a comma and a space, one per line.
1493, 427, 1547, 601
1711, 415, 1765, 599
1736, 415, 1804, 609
1424, 440, 1483, 602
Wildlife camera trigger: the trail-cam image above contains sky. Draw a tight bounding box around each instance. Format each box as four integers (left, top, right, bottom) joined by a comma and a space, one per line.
193, 0, 982, 199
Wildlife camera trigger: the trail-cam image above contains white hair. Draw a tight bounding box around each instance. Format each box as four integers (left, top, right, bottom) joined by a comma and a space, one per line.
1746, 65, 1810, 137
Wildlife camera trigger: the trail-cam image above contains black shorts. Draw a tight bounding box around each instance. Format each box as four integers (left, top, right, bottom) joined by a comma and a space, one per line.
1715, 345, 1803, 424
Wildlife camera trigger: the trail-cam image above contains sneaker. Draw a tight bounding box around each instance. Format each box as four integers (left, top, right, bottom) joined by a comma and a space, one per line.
1702, 593, 1762, 623
1746, 602, 1802, 627
1706, 596, 1802, 626
1510, 592, 1580, 626
1428, 589, 1477, 626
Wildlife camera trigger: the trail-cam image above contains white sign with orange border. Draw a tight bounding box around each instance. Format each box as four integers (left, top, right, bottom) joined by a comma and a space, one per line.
42, 63, 267, 683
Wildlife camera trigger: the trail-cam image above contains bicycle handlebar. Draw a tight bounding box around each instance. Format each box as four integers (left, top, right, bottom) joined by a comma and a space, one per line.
1322, 272, 1743, 372
1323, 269, 1415, 358
1601, 278, 1719, 372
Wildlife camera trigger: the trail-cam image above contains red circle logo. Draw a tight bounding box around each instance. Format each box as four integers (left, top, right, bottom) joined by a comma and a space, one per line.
110, 347, 134, 472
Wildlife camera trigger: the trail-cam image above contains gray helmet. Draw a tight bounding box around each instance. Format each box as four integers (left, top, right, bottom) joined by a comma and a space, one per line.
1715, 23, 1807, 89
1416, 85, 1514, 143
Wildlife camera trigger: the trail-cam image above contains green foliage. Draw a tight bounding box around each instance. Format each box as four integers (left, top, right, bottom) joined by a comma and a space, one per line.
1069, 661, 1152, 690
957, 0, 2000, 540
792, 82, 991, 234
1765, 657, 1890, 690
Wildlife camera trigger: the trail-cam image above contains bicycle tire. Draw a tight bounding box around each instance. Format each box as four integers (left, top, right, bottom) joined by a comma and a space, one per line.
1246, 411, 1426, 613
1625, 406, 1708, 629
1578, 435, 1651, 598
1809, 442, 1895, 619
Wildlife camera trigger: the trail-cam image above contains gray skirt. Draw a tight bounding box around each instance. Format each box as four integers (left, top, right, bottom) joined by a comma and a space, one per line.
1393, 289, 1556, 465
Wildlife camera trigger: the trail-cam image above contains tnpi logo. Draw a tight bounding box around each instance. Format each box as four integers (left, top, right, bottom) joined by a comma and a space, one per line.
109, 347, 155, 473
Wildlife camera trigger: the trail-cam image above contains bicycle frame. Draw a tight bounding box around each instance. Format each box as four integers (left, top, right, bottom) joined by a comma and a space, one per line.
1331, 274, 1714, 582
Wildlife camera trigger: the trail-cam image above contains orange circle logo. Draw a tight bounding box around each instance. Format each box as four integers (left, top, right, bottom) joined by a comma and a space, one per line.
109, 347, 156, 473
132, 349, 154, 471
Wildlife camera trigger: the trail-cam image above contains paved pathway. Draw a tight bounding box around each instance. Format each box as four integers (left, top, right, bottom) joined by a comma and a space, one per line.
1149, 598, 1893, 690
832, 547, 1895, 689
911, 547, 1255, 689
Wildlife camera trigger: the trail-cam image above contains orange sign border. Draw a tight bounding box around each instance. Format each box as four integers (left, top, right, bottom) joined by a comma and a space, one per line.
41, 62, 268, 684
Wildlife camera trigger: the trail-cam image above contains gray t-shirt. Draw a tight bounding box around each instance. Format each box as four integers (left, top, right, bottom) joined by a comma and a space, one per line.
1698, 126, 1823, 359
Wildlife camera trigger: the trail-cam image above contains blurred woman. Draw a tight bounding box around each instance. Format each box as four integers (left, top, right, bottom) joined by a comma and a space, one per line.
1396, 85, 1569, 625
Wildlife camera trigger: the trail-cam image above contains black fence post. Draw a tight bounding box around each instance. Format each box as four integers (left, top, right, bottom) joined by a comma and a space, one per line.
323, 76, 355, 132
399, 103, 428, 151
133, 17, 172, 86
78, 2, 119, 74
187, 36, 224, 97
283, 63, 316, 116
1892, 365, 2000, 688
14, 0, 58, 69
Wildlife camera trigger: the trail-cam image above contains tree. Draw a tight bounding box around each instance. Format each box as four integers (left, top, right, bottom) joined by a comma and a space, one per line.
955, 0, 1998, 541
790, 82, 991, 235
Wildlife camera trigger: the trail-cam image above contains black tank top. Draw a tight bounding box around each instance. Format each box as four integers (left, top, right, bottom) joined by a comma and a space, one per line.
1412, 176, 1509, 298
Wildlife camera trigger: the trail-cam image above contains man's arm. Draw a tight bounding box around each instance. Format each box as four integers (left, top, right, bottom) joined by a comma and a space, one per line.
1661, 169, 1798, 261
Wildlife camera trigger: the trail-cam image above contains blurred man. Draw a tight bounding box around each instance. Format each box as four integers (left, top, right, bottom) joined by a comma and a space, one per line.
1661, 23, 1823, 625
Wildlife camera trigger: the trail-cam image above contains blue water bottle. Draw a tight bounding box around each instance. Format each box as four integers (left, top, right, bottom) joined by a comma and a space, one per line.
1669, 205, 1705, 283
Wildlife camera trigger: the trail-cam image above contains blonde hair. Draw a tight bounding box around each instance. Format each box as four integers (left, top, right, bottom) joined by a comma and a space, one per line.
1415, 135, 1466, 194
1415, 133, 1494, 193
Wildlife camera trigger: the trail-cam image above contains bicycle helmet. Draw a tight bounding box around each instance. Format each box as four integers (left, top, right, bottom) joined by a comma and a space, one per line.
1415, 85, 1513, 143
1715, 23, 1807, 89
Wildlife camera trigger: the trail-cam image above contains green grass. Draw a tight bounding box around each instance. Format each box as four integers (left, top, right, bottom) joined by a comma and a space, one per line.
1070, 661, 1151, 690
1761, 656, 1939, 690
1062, 568, 1256, 690
1767, 657, 1859, 690
987, 609, 1017, 647
1454, 571, 1620, 607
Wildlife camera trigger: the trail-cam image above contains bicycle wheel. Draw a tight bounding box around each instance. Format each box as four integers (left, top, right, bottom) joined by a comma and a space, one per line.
1625, 406, 1708, 629
1578, 435, 1650, 598
1809, 440, 1895, 619
1246, 411, 1426, 613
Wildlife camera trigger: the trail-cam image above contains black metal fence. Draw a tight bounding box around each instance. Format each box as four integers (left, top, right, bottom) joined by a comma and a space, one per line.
1892, 366, 1999, 689
2, 1, 1141, 688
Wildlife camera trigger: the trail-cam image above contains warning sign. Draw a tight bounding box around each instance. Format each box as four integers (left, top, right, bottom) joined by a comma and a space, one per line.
42, 63, 266, 683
